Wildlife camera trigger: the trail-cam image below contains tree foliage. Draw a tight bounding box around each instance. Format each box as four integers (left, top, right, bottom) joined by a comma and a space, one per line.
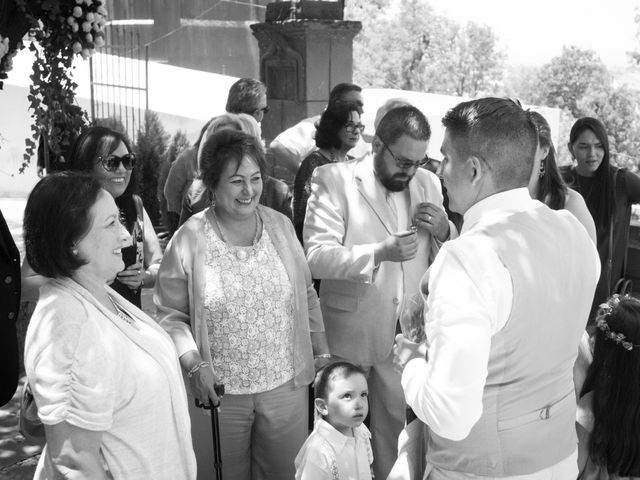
345, 0, 505, 97
134, 111, 169, 227
533, 46, 611, 119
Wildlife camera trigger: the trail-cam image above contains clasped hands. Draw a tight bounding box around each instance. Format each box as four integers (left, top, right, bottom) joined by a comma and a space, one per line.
374, 203, 449, 264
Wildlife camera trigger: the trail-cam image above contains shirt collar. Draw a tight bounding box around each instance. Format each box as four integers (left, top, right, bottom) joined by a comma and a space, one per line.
315, 418, 371, 450
462, 188, 537, 234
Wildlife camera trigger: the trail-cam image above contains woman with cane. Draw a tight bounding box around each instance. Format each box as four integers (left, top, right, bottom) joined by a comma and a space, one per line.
156, 129, 330, 480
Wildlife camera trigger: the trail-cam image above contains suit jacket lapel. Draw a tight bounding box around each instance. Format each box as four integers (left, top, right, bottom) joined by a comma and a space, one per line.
355, 157, 397, 235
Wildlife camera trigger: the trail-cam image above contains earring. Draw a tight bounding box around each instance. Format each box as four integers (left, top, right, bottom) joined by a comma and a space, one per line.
72, 247, 78, 255
210, 192, 216, 208
538, 161, 546, 179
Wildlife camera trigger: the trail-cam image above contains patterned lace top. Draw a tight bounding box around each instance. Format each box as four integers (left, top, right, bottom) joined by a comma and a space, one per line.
203, 217, 296, 394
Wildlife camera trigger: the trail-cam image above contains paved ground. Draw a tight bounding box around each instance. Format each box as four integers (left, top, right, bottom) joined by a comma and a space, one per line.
0, 378, 42, 479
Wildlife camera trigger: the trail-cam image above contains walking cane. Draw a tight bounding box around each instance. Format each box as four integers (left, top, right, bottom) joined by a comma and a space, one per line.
197, 383, 225, 480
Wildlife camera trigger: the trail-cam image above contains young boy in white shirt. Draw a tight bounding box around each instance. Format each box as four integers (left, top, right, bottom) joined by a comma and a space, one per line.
295, 362, 373, 480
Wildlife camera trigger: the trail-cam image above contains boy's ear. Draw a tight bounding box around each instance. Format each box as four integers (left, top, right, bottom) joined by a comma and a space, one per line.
314, 398, 328, 416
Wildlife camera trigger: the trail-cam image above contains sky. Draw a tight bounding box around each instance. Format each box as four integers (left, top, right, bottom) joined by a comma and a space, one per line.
428, 0, 639, 67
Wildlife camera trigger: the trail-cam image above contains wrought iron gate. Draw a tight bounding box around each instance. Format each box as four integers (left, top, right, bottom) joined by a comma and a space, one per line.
89, 24, 148, 143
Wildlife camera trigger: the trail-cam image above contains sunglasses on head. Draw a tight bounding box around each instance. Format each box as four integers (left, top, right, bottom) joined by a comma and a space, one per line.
98, 153, 136, 172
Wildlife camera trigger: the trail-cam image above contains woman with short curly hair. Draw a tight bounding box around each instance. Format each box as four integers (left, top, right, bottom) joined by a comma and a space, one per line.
293, 102, 363, 241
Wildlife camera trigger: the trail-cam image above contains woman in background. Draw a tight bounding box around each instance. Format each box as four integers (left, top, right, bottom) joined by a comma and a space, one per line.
561, 117, 640, 324
293, 102, 363, 241
528, 111, 596, 243
68, 126, 162, 307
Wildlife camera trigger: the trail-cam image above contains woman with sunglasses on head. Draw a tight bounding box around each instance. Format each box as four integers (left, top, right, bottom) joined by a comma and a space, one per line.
68, 126, 162, 307
293, 102, 364, 242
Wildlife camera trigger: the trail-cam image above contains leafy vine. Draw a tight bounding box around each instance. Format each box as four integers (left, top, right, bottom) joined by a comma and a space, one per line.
0, 0, 109, 172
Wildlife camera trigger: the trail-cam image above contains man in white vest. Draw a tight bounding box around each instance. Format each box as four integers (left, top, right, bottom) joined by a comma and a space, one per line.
395, 97, 600, 479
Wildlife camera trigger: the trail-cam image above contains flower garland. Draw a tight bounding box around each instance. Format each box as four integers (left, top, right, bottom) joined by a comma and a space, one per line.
595, 294, 640, 351
0, 0, 110, 171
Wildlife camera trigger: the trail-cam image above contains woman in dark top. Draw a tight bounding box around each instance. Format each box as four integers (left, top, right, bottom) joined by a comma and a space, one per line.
68, 126, 162, 307
293, 102, 363, 242
561, 117, 640, 324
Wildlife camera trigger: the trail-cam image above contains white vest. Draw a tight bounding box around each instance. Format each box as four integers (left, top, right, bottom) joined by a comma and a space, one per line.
427, 205, 599, 476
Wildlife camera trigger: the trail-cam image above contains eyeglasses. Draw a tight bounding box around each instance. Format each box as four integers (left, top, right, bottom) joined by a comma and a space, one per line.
98, 153, 136, 172
380, 139, 428, 170
344, 122, 365, 134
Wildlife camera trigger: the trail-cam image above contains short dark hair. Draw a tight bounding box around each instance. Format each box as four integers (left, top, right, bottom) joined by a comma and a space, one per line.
442, 97, 537, 189
376, 105, 431, 146
225, 78, 267, 115
314, 361, 367, 402
328, 83, 363, 109
199, 129, 266, 192
68, 126, 133, 173
24, 172, 104, 278
314, 103, 361, 150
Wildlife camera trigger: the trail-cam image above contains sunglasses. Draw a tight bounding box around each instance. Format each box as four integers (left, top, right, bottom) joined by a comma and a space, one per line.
98, 153, 136, 172
344, 122, 365, 134
380, 139, 428, 170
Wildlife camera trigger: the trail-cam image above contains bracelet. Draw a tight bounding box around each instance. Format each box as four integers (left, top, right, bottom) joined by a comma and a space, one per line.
187, 361, 209, 378
314, 354, 331, 360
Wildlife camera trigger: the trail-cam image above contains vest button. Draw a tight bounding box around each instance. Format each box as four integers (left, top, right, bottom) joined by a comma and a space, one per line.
4, 276, 12, 284
8, 311, 15, 320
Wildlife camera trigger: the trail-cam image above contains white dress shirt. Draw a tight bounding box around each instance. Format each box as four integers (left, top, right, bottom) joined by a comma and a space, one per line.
401, 188, 578, 478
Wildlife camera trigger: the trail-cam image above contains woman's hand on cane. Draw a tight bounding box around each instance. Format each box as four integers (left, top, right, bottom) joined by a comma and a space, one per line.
191, 364, 222, 407
181, 350, 222, 407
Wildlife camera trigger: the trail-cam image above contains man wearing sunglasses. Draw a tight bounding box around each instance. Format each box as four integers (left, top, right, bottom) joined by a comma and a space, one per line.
304, 105, 455, 480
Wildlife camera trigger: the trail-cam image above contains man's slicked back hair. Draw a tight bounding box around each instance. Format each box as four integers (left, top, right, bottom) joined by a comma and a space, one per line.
442, 97, 537, 189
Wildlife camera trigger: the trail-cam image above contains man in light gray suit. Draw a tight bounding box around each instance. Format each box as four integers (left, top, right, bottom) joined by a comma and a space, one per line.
304, 105, 455, 480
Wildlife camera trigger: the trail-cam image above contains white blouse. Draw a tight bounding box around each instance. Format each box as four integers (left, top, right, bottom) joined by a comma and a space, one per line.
25, 278, 196, 480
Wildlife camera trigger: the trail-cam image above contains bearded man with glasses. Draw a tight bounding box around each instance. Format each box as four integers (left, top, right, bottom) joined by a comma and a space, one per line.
304, 105, 456, 480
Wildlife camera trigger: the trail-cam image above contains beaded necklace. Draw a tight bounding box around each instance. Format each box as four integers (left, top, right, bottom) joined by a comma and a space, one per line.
211, 209, 261, 261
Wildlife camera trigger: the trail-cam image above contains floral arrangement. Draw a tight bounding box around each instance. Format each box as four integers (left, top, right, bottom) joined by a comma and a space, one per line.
0, 0, 110, 171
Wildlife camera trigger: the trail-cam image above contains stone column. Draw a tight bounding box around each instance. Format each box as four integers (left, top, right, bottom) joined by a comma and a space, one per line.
250, 2, 361, 143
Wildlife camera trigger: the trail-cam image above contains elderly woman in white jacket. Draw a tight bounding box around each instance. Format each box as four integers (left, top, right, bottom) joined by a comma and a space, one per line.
23, 172, 195, 480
